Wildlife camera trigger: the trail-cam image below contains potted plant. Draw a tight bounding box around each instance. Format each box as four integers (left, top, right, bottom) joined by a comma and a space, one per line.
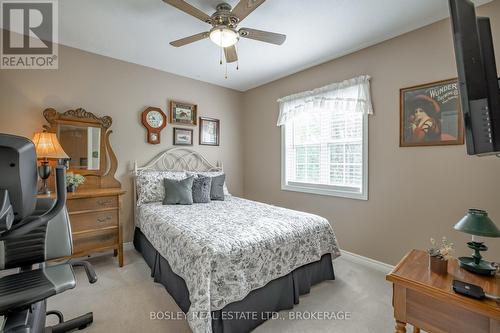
66, 173, 85, 193
428, 237, 454, 275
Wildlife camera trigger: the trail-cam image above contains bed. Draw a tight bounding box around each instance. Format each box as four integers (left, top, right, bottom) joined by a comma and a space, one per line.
133, 148, 341, 333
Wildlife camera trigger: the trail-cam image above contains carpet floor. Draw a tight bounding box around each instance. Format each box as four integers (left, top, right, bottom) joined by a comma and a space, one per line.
46, 248, 398, 333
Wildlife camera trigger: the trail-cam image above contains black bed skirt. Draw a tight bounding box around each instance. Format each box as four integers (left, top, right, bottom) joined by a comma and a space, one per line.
133, 227, 335, 333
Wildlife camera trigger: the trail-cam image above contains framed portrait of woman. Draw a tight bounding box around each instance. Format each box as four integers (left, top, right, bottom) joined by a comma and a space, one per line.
400, 79, 464, 147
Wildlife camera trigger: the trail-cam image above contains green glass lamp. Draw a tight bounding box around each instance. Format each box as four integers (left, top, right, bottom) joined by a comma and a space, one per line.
454, 209, 500, 276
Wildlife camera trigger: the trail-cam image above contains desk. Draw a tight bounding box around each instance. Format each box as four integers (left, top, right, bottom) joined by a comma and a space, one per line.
386, 249, 499, 333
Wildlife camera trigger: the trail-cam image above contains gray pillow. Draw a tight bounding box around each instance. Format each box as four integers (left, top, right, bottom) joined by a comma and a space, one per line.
206, 173, 225, 201
163, 176, 194, 205
192, 176, 212, 203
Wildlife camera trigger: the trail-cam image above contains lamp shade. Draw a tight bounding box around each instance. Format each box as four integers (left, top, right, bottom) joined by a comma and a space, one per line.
454, 209, 500, 238
32, 132, 69, 160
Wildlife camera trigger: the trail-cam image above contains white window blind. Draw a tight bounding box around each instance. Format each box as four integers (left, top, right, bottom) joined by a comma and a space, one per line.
278, 76, 372, 200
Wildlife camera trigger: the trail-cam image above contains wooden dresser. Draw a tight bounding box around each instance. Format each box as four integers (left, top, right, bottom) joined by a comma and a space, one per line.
386, 249, 499, 333
39, 107, 126, 267
40, 188, 125, 266
66, 188, 125, 267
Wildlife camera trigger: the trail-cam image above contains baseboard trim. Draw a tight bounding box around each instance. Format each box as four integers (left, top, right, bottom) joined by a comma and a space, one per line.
123, 241, 134, 251
340, 249, 394, 274
123, 242, 393, 273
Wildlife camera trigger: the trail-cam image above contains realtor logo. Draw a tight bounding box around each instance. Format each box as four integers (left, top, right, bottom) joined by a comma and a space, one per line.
1, 0, 58, 69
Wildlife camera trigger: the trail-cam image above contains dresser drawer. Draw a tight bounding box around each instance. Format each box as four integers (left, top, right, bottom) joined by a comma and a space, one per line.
73, 230, 118, 254
69, 210, 118, 233
67, 196, 118, 212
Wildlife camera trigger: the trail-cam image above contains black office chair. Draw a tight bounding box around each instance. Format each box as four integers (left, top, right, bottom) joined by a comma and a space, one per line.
0, 133, 97, 333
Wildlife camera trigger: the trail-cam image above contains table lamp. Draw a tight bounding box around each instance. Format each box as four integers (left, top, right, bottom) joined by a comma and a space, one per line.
454, 209, 500, 276
32, 132, 69, 194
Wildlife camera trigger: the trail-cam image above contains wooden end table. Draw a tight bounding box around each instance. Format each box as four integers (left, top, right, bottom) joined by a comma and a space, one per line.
386, 249, 499, 333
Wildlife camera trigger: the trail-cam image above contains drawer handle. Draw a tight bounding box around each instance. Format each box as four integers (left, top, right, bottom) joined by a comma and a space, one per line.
97, 199, 113, 206
96, 216, 112, 223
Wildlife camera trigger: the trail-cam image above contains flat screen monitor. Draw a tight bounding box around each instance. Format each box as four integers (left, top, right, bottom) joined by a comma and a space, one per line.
449, 0, 500, 155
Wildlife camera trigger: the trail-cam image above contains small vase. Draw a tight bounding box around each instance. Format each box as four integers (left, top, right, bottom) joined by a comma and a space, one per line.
67, 184, 76, 193
429, 255, 448, 275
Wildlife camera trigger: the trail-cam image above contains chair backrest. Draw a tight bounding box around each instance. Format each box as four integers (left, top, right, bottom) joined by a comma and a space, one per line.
0, 134, 72, 270
0, 134, 37, 223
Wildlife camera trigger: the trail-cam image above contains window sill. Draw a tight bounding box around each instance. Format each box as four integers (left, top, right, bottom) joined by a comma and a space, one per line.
281, 183, 368, 200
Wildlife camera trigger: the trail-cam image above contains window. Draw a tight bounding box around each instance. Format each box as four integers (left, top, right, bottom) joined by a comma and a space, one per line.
278, 76, 372, 200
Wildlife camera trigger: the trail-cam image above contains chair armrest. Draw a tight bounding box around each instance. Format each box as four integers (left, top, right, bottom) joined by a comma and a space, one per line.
71, 261, 98, 284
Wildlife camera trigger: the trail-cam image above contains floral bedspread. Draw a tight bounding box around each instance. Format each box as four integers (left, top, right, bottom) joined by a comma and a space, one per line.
137, 196, 340, 333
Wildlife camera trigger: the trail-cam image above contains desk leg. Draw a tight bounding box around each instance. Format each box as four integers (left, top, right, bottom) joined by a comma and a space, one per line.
393, 284, 407, 333
395, 320, 406, 333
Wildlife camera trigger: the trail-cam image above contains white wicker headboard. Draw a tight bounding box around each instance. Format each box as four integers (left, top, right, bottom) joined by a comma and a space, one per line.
134, 147, 223, 173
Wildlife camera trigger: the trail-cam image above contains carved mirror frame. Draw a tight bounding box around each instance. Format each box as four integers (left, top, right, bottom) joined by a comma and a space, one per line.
43, 108, 121, 188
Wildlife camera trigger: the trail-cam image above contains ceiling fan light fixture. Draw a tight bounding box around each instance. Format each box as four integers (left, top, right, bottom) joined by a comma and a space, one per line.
209, 27, 239, 48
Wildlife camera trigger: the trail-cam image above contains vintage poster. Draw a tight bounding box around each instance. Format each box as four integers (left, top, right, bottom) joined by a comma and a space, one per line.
400, 79, 464, 146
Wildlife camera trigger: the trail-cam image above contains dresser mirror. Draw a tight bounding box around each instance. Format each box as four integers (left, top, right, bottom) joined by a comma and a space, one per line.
59, 124, 102, 171
42, 108, 121, 188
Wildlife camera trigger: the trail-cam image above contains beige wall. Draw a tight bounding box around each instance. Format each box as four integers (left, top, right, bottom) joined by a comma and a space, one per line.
242, 1, 500, 265
0, 42, 244, 242
2, 1, 500, 266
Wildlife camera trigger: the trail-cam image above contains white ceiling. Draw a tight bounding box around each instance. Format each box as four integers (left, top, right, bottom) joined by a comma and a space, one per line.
56, 0, 491, 91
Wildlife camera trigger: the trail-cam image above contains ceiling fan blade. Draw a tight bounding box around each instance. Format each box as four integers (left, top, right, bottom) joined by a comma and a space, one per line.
239, 28, 286, 45
162, 0, 212, 23
231, 0, 266, 21
224, 45, 238, 63
170, 32, 209, 47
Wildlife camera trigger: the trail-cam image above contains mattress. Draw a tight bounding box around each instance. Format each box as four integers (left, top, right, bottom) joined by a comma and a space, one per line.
136, 196, 340, 333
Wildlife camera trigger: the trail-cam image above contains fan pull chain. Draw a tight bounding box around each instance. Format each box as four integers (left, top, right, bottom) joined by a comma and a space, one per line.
219, 46, 222, 65
225, 61, 228, 79
220, 33, 223, 65
235, 45, 239, 70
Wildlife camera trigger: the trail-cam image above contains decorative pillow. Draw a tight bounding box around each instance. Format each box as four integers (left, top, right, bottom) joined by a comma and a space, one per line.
135, 171, 187, 205
208, 174, 225, 201
187, 171, 230, 196
163, 176, 194, 205
192, 176, 212, 203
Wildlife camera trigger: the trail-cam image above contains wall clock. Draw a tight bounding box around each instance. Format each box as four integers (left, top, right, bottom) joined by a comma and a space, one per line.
141, 107, 167, 144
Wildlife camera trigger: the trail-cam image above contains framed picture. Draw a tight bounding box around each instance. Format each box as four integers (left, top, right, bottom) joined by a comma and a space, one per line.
173, 127, 193, 146
400, 79, 464, 147
199, 117, 220, 146
170, 101, 197, 126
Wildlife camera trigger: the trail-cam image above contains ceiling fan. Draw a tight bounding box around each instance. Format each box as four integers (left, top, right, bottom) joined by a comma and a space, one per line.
163, 0, 286, 64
